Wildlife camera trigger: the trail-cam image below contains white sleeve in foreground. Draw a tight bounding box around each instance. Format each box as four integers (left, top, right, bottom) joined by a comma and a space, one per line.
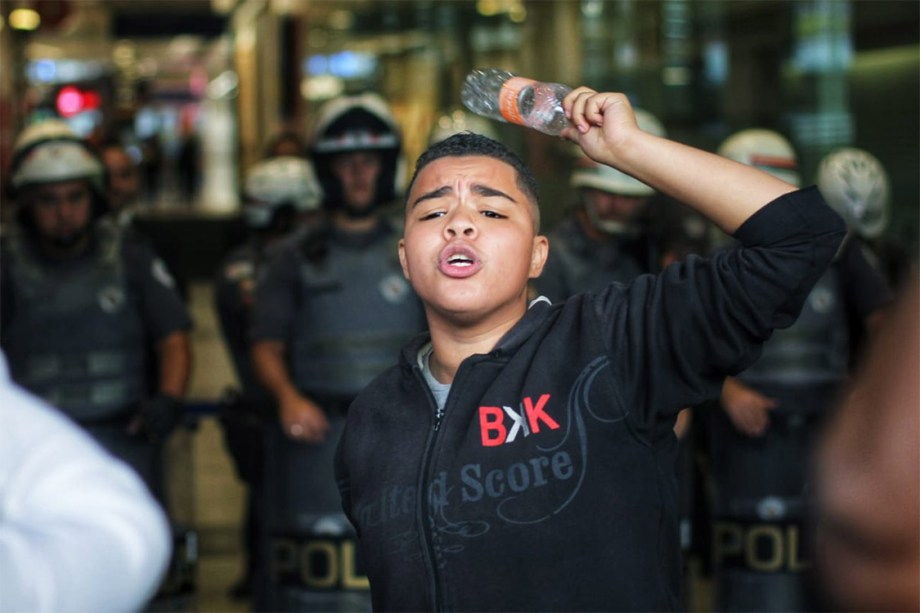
0, 371, 171, 613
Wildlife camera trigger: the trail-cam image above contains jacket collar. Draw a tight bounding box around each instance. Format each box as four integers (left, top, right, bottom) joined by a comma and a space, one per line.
399, 297, 556, 371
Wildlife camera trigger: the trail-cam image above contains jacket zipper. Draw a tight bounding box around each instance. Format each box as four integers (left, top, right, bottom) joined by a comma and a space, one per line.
414, 365, 455, 612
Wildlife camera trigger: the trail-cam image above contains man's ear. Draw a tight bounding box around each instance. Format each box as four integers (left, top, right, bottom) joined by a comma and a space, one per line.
398, 238, 410, 280
529, 235, 549, 279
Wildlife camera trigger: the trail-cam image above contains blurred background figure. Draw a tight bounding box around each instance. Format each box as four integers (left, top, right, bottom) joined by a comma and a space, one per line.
532, 108, 667, 303
99, 138, 190, 301
0, 351, 171, 613
264, 129, 308, 159
249, 93, 426, 611
0, 119, 194, 604
214, 155, 323, 601
813, 277, 919, 613
97, 140, 189, 301
140, 135, 164, 207
99, 139, 143, 229
705, 128, 893, 612
706, 128, 802, 251
177, 131, 202, 205
815, 146, 905, 291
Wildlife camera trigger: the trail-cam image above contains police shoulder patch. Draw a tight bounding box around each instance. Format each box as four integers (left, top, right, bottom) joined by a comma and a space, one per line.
152, 258, 177, 288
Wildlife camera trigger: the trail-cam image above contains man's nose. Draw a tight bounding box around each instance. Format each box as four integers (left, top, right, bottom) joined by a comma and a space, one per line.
57, 200, 84, 221
444, 207, 477, 238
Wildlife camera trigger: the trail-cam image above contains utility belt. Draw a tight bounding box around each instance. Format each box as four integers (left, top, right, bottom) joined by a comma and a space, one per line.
218, 387, 277, 422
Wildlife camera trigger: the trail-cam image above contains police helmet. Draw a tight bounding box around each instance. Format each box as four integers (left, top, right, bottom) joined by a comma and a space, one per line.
570, 108, 666, 197
10, 119, 105, 197
8, 121, 108, 234
243, 156, 323, 229
11, 141, 105, 194
816, 147, 890, 239
309, 93, 403, 209
12, 119, 80, 153
10, 120, 105, 194
717, 129, 801, 187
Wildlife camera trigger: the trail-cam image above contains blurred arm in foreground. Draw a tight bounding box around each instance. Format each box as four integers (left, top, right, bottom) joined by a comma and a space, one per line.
815, 276, 919, 612
0, 353, 171, 613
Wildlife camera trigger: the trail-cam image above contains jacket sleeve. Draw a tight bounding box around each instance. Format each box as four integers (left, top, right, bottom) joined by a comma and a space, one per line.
598, 186, 846, 428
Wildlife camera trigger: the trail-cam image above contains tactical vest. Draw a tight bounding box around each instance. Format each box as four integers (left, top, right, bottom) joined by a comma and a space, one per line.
738, 266, 849, 388
549, 219, 653, 296
2, 225, 148, 422
290, 230, 424, 399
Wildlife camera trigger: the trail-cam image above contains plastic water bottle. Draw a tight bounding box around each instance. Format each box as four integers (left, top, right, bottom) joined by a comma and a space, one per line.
461, 68, 572, 136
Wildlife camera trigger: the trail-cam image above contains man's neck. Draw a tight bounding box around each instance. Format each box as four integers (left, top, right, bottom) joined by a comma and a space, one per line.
425, 305, 526, 384
38, 234, 91, 261
576, 208, 614, 243
332, 210, 380, 233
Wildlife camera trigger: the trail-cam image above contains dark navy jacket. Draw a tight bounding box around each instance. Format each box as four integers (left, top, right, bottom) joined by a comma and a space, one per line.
335, 187, 845, 612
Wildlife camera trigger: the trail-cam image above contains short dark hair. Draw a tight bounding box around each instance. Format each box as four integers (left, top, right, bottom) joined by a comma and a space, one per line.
406, 132, 541, 230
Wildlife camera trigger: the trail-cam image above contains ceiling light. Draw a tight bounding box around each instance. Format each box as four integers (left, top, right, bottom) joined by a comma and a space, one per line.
9, 8, 41, 31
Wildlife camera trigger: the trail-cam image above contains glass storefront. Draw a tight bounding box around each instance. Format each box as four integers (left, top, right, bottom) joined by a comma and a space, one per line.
2, 0, 917, 254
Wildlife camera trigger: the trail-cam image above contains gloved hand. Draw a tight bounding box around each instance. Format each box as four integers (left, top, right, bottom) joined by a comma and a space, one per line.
129, 394, 184, 442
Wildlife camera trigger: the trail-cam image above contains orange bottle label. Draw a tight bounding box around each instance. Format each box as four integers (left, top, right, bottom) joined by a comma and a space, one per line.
499, 77, 536, 125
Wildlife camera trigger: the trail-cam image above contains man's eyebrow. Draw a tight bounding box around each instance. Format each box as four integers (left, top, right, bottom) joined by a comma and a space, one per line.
472, 184, 517, 203
410, 182, 518, 208
411, 185, 452, 208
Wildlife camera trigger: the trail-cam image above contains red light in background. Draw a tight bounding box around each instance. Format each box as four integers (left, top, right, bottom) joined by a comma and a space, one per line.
55, 85, 102, 117
56, 86, 82, 116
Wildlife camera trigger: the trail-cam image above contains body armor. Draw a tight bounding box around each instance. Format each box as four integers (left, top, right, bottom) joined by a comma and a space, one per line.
290, 227, 423, 399
541, 217, 656, 299
2, 224, 148, 422
708, 267, 849, 612
738, 267, 849, 391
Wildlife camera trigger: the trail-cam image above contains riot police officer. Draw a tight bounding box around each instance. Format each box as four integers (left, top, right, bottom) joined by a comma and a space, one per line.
1, 120, 192, 498
249, 94, 427, 611
214, 155, 323, 599
533, 108, 667, 303
816, 146, 906, 293
707, 129, 892, 612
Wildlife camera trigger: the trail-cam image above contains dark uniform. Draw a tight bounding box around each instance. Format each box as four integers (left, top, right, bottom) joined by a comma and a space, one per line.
216, 240, 274, 407
706, 130, 894, 612
535, 213, 659, 301
1, 219, 192, 497
214, 154, 323, 599
3, 121, 195, 609
249, 94, 427, 611
709, 242, 890, 612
